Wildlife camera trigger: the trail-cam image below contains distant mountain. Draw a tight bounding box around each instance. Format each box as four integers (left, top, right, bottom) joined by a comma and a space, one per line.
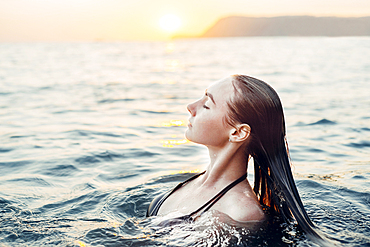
201, 16, 370, 37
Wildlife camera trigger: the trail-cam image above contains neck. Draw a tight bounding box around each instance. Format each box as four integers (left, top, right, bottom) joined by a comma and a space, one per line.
201, 142, 249, 185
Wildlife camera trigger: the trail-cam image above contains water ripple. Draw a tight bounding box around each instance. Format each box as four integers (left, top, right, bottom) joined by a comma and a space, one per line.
0, 148, 13, 153
345, 140, 370, 148
1, 38, 370, 246
42, 164, 80, 177
308, 119, 337, 126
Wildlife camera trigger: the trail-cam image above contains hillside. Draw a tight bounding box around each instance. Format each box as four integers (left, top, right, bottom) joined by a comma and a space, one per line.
201, 16, 370, 37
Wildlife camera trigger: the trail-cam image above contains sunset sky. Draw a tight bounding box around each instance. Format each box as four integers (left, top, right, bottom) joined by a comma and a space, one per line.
1, 0, 370, 42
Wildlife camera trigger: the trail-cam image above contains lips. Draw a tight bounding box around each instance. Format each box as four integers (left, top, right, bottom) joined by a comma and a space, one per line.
188, 119, 193, 127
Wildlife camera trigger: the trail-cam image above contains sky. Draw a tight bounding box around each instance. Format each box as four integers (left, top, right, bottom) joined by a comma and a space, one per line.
0, 0, 370, 42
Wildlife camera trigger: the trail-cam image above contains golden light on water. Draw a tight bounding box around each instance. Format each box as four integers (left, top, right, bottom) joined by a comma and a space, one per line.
159, 119, 188, 147
161, 120, 185, 127
166, 60, 179, 67
163, 59, 181, 72
176, 169, 200, 174
165, 43, 175, 53
159, 14, 182, 32
161, 139, 189, 148
77, 241, 86, 247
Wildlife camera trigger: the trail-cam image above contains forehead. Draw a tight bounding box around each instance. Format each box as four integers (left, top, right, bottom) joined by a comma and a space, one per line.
207, 77, 235, 105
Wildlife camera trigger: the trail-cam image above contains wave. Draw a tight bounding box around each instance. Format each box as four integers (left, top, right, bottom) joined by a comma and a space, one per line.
97, 98, 136, 104
42, 164, 80, 177
308, 119, 337, 126
345, 140, 370, 148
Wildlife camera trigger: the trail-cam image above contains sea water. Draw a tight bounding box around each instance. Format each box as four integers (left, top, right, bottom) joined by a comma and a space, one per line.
0, 37, 369, 246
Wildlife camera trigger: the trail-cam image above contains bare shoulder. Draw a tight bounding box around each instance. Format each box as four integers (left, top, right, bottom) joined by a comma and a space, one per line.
218, 186, 266, 223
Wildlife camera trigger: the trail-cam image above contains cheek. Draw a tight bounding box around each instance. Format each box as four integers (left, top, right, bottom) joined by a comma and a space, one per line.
191, 115, 230, 145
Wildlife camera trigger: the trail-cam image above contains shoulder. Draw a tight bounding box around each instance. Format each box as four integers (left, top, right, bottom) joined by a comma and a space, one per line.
218, 187, 266, 222
227, 197, 265, 222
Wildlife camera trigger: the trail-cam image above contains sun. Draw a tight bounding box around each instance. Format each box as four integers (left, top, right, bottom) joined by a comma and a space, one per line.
159, 14, 181, 32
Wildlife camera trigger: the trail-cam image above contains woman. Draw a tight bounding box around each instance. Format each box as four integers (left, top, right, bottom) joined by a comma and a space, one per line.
147, 75, 322, 239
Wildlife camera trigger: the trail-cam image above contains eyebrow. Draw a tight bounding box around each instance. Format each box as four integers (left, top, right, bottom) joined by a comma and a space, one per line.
205, 89, 216, 105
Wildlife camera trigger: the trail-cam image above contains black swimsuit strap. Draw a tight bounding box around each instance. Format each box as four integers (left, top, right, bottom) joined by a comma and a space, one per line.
174, 170, 206, 191
188, 173, 247, 217
151, 172, 248, 226
147, 171, 247, 222
148, 171, 206, 216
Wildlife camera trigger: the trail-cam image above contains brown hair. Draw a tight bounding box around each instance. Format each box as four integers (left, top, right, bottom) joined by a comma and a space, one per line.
226, 74, 320, 238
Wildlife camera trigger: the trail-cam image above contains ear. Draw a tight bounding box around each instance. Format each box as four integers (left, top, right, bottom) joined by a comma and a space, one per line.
229, 124, 251, 143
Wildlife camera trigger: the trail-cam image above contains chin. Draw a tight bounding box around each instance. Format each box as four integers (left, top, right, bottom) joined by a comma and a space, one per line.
184, 130, 190, 140
184, 132, 197, 144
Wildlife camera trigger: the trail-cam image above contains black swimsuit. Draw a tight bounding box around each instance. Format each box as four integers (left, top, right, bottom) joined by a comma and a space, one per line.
146, 171, 247, 222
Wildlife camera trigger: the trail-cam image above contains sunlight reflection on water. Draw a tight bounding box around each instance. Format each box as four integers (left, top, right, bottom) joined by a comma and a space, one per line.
0, 37, 369, 246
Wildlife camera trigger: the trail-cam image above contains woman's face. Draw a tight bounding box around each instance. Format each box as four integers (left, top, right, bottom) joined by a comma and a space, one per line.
185, 77, 235, 147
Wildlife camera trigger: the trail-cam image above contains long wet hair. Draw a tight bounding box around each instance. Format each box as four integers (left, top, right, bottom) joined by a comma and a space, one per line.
226, 75, 321, 238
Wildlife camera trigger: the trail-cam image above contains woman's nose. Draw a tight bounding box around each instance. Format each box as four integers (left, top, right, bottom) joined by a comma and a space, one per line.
187, 101, 197, 116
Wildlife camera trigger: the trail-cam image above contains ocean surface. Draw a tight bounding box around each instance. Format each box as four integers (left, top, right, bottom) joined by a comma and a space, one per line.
0, 37, 369, 246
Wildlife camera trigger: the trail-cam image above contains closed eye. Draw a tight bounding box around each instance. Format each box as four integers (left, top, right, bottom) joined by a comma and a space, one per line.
203, 105, 210, 109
